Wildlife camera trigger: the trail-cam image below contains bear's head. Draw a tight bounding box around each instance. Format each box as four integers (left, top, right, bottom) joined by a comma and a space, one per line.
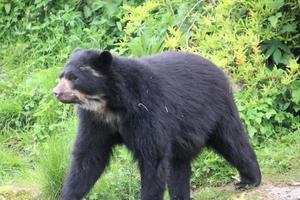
53, 49, 113, 111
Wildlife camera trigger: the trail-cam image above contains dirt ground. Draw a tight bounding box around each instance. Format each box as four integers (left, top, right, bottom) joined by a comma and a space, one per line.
191, 180, 300, 200
0, 182, 300, 199
248, 182, 300, 200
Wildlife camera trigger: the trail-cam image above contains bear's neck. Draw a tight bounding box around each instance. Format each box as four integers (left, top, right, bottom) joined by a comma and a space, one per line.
107, 56, 160, 115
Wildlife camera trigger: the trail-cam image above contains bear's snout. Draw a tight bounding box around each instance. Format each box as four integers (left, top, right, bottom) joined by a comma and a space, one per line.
53, 86, 78, 104
53, 86, 62, 97
53, 77, 79, 104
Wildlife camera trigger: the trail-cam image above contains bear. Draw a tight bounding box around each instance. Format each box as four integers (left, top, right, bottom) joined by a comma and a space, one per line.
53, 49, 261, 200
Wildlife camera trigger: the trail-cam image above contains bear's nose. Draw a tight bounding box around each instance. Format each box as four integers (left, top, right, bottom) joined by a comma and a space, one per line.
53, 87, 62, 97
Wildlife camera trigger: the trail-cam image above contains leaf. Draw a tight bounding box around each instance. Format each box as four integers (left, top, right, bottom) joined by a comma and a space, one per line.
292, 90, 300, 103
265, 45, 276, 57
267, 0, 285, 10
291, 80, 300, 104
83, 6, 92, 18
116, 21, 122, 31
260, 126, 271, 135
273, 49, 282, 64
281, 103, 290, 110
265, 109, 276, 119
276, 12, 282, 18
4, 3, 11, 14
268, 15, 278, 28
248, 126, 257, 138
280, 53, 291, 65
92, 1, 104, 11
281, 23, 297, 33
274, 113, 285, 123
255, 117, 262, 124
278, 43, 291, 53
294, 105, 300, 112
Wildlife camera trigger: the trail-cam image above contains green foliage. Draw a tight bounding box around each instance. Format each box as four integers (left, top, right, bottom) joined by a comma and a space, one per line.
261, 39, 293, 65
258, 131, 300, 174
179, 0, 300, 145
36, 133, 73, 199
260, 0, 300, 67
0, 0, 300, 198
191, 150, 236, 186
36, 133, 140, 200
85, 147, 140, 200
0, 145, 28, 184
193, 188, 234, 200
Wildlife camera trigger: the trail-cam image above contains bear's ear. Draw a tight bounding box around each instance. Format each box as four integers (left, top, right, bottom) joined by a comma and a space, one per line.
99, 50, 113, 68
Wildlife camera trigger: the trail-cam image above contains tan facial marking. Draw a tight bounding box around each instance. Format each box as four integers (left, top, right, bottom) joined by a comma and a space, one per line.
54, 77, 76, 96
57, 78, 73, 91
80, 66, 103, 78
57, 76, 119, 130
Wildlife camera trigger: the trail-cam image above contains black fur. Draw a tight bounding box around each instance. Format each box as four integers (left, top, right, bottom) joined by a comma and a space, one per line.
59, 50, 261, 200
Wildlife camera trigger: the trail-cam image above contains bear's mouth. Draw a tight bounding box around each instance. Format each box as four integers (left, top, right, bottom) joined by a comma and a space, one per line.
54, 92, 79, 104
86, 97, 102, 102
52, 77, 105, 107
54, 91, 103, 106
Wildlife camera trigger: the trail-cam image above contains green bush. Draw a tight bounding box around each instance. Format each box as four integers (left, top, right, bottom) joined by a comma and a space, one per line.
0, 0, 300, 198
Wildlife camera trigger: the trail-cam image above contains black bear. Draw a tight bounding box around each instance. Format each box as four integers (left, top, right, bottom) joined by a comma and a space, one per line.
53, 49, 261, 200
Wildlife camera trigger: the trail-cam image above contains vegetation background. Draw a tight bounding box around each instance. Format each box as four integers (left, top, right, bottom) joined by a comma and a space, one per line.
0, 0, 299, 199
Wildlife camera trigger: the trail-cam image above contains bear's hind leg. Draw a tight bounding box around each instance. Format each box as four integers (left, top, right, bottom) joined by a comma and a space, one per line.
208, 117, 261, 190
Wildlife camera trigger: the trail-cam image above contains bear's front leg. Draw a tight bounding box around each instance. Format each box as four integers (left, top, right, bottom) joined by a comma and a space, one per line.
61, 109, 119, 200
168, 159, 191, 200
124, 116, 170, 200
138, 156, 168, 200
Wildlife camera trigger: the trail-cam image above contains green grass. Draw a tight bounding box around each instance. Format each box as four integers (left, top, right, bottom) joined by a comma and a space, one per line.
0, 145, 29, 185
34, 118, 76, 200
36, 134, 72, 199
34, 133, 141, 200
85, 147, 140, 200
192, 188, 234, 200
0, 0, 299, 199
31, 129, 300, 199
191, 131, 300, 200
258, 130, 300, 184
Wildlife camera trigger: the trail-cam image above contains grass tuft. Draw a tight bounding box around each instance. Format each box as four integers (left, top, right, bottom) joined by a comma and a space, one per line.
36, 134, 73, 199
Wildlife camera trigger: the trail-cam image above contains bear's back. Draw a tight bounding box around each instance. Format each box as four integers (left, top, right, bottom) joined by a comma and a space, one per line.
140, 52, 230, 97
137, 52, 232, 124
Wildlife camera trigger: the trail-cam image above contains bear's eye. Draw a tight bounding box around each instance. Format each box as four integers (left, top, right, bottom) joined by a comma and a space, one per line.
66, 73, 78, 81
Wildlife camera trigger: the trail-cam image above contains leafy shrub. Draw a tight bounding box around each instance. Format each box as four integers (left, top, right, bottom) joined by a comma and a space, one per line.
0, 0, 300, 196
